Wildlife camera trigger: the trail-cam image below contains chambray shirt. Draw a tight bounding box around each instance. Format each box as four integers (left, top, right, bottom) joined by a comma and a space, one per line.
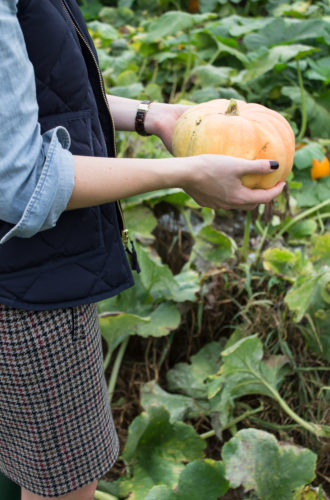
0, 1, 74, 244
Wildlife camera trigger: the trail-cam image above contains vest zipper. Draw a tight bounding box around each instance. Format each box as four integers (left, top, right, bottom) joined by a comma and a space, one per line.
61, 0, 128, 248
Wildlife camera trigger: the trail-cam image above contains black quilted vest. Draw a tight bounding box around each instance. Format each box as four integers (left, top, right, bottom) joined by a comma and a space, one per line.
0, 0, 135, 310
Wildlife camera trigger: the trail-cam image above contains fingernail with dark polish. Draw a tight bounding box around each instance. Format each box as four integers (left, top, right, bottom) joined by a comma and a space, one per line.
270, 161, 279, 169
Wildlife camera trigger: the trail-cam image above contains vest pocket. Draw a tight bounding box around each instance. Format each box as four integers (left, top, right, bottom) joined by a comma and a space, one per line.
39, 109, 94, 156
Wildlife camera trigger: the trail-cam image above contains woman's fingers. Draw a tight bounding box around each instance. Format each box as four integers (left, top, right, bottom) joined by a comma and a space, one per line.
240, 181, 286, 205
237, 158, 280, 177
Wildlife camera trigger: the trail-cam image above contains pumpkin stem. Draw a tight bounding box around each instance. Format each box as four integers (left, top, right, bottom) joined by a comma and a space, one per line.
225, 98, 239, 116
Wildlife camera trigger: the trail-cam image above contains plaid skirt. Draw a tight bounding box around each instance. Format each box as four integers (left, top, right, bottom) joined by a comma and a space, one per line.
0, 303, 119, 497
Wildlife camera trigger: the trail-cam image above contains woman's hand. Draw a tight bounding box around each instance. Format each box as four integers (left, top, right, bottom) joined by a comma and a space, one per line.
144, 102, 191, 153
181, 155, 285, 211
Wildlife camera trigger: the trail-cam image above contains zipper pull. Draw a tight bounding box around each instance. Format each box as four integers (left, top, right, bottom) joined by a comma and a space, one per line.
121, 228, 129, 247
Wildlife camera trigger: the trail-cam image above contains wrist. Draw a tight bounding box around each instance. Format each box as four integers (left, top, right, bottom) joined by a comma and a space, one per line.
144, 102, 172, 136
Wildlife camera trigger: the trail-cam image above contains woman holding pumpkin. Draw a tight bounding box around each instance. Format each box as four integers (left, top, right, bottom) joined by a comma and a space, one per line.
0, 2, 288, 500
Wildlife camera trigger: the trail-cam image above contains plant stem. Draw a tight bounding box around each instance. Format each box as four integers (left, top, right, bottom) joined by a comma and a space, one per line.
108, 337, 130, 404
94, 491, 118, 500
248, 417, 300, 431
182, 209, 196, 240
254, 222, 269, 263
296, 59, 307, 142
103, 348, 112, 372
250, 367, 330, 438
277, 199, 330, 237
200, 404, 264, 439
242, 210, 252, 261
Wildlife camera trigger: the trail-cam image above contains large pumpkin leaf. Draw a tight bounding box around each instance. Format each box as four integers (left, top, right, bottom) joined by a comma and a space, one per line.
208, 336, 290, 428
222, 428, 317, 500
119, 406, 205, 500
210, 336, 330, 438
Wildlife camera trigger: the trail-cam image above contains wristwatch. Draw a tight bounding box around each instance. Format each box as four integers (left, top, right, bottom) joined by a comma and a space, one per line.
135, 100, 152, 136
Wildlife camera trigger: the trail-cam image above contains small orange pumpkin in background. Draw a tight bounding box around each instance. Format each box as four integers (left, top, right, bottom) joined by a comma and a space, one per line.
172, 99, 295, 189
311, 156, 330, 180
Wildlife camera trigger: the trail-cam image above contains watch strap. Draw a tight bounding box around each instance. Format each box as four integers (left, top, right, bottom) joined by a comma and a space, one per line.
135, 100, 152, 136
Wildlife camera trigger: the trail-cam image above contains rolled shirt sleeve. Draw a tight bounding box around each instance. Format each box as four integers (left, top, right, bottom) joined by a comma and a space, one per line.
0, 1, 75, 244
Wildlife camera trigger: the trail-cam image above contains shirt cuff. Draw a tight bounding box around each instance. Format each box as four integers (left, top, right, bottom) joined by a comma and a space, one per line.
0, 126, 74, 244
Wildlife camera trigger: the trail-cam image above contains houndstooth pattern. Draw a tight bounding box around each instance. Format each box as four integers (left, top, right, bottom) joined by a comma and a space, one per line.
0, 303, 119, 497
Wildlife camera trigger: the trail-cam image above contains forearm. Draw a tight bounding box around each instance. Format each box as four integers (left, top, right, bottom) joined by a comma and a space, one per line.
107, 94, 175, 136
67, 155, 189, 210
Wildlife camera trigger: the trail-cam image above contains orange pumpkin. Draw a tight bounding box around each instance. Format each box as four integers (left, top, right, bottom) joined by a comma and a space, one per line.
172, 98, 295, 189
311, 156, 330, 180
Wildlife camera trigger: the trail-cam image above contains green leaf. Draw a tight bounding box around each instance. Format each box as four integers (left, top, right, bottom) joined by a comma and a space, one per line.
309, 90, 330, 139
110, 83, 144, 98
124, 189, 182, 208
190, 225, 237, 269
99, 312, 150, 352
136, 245, 199, 303
240, 44, 318, 83
167, 341, 223, 399
99, 6, 134, 27
144, 460, 229, 500
285, 273, 324, 322
292, 174, 330, 208
288, 219, 317, 239
319, 271, 330, 305
137, 303, 181, 338
124, 205, 157, 242
191, 65, 233, 86
140, 12, 214, 43
97, 479, 120, 497
310, 233, 330, 266
293, 485, 328, 500
88, 21, 119, 41
119, 406, 205, 500
145, 486, 176, 500
80, 0, 103, 21
175, 460, 229, 500
262, 247, 307, 279
282, 87, 330, 139
306, 56, 330, 84
141, 381, 209, 423
210, 336, 289, 427
243, 18, 326, 50
294, 142, 324, 170
222, 428, 317, 500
